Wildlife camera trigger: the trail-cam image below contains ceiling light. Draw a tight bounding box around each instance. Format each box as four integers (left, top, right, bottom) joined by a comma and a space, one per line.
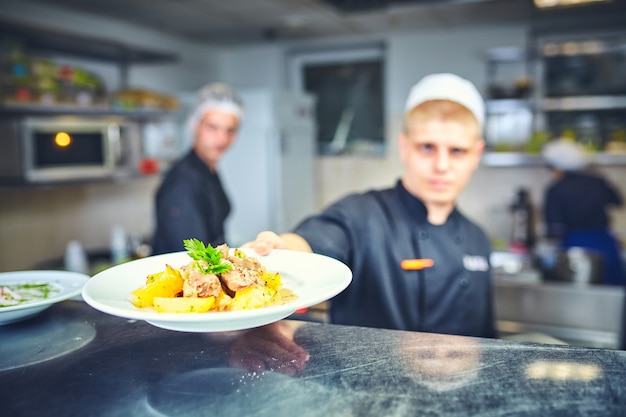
534, 0, 612, 7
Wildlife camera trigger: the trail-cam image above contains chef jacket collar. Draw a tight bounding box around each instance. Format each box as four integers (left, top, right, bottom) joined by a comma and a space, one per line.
396, 179, 460, 226
396, 179, 427, 223
188, 149, 216, 175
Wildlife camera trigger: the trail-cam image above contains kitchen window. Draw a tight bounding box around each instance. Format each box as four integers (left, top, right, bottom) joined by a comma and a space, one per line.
289, 45, 385, 156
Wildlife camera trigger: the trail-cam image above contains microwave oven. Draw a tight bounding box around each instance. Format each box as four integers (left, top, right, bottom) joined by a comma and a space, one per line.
0, 115, 143, 185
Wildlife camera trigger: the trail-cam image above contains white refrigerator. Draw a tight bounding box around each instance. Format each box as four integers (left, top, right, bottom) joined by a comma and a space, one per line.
219, 89, 317, 246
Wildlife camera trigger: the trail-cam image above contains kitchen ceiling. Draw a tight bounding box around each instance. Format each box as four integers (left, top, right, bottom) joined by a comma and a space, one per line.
18, 0, 626, 45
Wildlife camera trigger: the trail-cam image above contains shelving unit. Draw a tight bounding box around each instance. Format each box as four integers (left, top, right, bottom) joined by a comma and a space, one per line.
483, 34, 626, 167
0, 18, 178, 88
0, 20, 181, 186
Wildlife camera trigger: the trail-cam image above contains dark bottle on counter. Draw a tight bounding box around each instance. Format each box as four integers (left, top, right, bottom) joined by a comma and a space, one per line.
509, 187, 536, 253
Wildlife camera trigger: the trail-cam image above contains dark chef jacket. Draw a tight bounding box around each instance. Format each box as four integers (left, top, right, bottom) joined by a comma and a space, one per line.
544, 170, 625, 285
294, 180, 496, 338
152, 150, 231, 255
544, 171, 622, 237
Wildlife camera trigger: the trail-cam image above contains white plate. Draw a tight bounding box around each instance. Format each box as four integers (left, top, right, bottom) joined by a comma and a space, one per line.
82, 249, 352, 332
0, 270, 89, 325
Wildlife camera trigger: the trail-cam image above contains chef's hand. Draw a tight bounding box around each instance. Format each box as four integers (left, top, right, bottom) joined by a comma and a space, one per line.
241, 231, 312, 256
241, 231, 286, 255
229, 321, 310, 377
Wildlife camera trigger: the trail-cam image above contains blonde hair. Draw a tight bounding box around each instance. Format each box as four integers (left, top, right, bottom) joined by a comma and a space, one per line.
403, 100, 480, 138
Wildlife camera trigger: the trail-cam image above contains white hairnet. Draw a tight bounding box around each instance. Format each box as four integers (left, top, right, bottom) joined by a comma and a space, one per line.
542, 139, 589, 171
187, 83, 244, 133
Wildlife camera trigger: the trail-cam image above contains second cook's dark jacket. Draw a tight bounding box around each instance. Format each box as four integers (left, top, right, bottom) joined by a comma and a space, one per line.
152, 150, 231, 255
544, 170, 625, 285
294, 180, 496, 338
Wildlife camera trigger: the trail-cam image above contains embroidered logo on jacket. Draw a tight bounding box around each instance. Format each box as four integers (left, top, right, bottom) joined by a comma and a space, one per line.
463, 255, 489, 271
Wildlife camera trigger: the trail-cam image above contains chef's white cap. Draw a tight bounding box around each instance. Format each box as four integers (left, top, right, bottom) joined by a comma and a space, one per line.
404, 73, 485, 129
187, 83, 244, 133
542, 139, 589, 171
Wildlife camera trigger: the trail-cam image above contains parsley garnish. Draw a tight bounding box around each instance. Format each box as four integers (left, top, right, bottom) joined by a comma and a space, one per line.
183, 238, 233, 275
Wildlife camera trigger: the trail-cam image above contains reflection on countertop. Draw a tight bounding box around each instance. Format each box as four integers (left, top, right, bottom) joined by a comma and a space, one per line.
2, 301, 626, 416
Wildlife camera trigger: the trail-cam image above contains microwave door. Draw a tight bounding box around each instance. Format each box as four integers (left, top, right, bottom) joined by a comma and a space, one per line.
24, 123, 114, 182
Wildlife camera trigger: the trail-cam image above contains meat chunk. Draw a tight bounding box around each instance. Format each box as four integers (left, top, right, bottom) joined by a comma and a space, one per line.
215, 244, 230, 258
220, 268, 262, 292
181, 266, 221, 298
223, 250, 263, 270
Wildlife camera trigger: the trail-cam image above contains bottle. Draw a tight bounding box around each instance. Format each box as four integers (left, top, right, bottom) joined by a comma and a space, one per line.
65, 240, 88, 274
509, 188, 536, 253
110, 225, 129, 265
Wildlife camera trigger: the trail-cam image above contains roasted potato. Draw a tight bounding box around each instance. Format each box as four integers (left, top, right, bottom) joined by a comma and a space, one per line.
153, 296, 215, 313
214, 289, 234, 311
262, 272, 281, 291
230, 285, 276, 310
131, 265, 184, 308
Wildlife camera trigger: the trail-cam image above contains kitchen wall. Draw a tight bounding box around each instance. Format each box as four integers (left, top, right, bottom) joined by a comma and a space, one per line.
0, 177, 161, 268
1, 1, 625, 271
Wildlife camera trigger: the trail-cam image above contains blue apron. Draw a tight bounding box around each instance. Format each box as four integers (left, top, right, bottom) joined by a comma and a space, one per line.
563, 229, 625, 286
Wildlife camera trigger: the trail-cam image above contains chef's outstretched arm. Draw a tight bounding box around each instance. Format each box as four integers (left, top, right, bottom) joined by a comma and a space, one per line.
242, 231, 312, 255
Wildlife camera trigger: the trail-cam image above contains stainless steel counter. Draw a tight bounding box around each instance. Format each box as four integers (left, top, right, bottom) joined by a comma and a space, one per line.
2, 300, 626, 416
494, 277, 625, 349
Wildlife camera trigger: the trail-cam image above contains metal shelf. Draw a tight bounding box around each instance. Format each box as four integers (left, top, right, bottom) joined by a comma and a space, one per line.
486, 99, 533, 113
481, 152, 626, 167
481, 152, 544, 167
541, 96, 626, 111
0, 102, 175, 120
487, 96, 626, 114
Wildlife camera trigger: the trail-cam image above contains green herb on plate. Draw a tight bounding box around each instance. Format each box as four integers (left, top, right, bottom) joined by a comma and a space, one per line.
183, 238, 233, 275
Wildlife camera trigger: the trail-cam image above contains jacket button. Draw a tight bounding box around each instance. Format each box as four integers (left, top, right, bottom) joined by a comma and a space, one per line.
418, 230, 428, 239
459, 278, 469, 287
454, 235, 463, 244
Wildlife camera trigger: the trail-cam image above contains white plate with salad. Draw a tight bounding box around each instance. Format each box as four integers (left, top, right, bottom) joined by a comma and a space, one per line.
0, 270, 90, 325
82, 246, 352, 333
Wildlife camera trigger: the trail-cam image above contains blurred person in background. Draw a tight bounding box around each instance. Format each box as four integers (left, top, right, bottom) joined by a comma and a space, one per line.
542, 139, 625, 286
245, 73, 495, 338
152, 83, 244, 255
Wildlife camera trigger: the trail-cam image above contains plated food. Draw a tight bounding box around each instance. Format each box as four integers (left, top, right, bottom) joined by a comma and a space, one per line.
131, 239, 292, 313
82, 246, 352, 332
1, 282, 60, 308
0, 270, 89, 325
